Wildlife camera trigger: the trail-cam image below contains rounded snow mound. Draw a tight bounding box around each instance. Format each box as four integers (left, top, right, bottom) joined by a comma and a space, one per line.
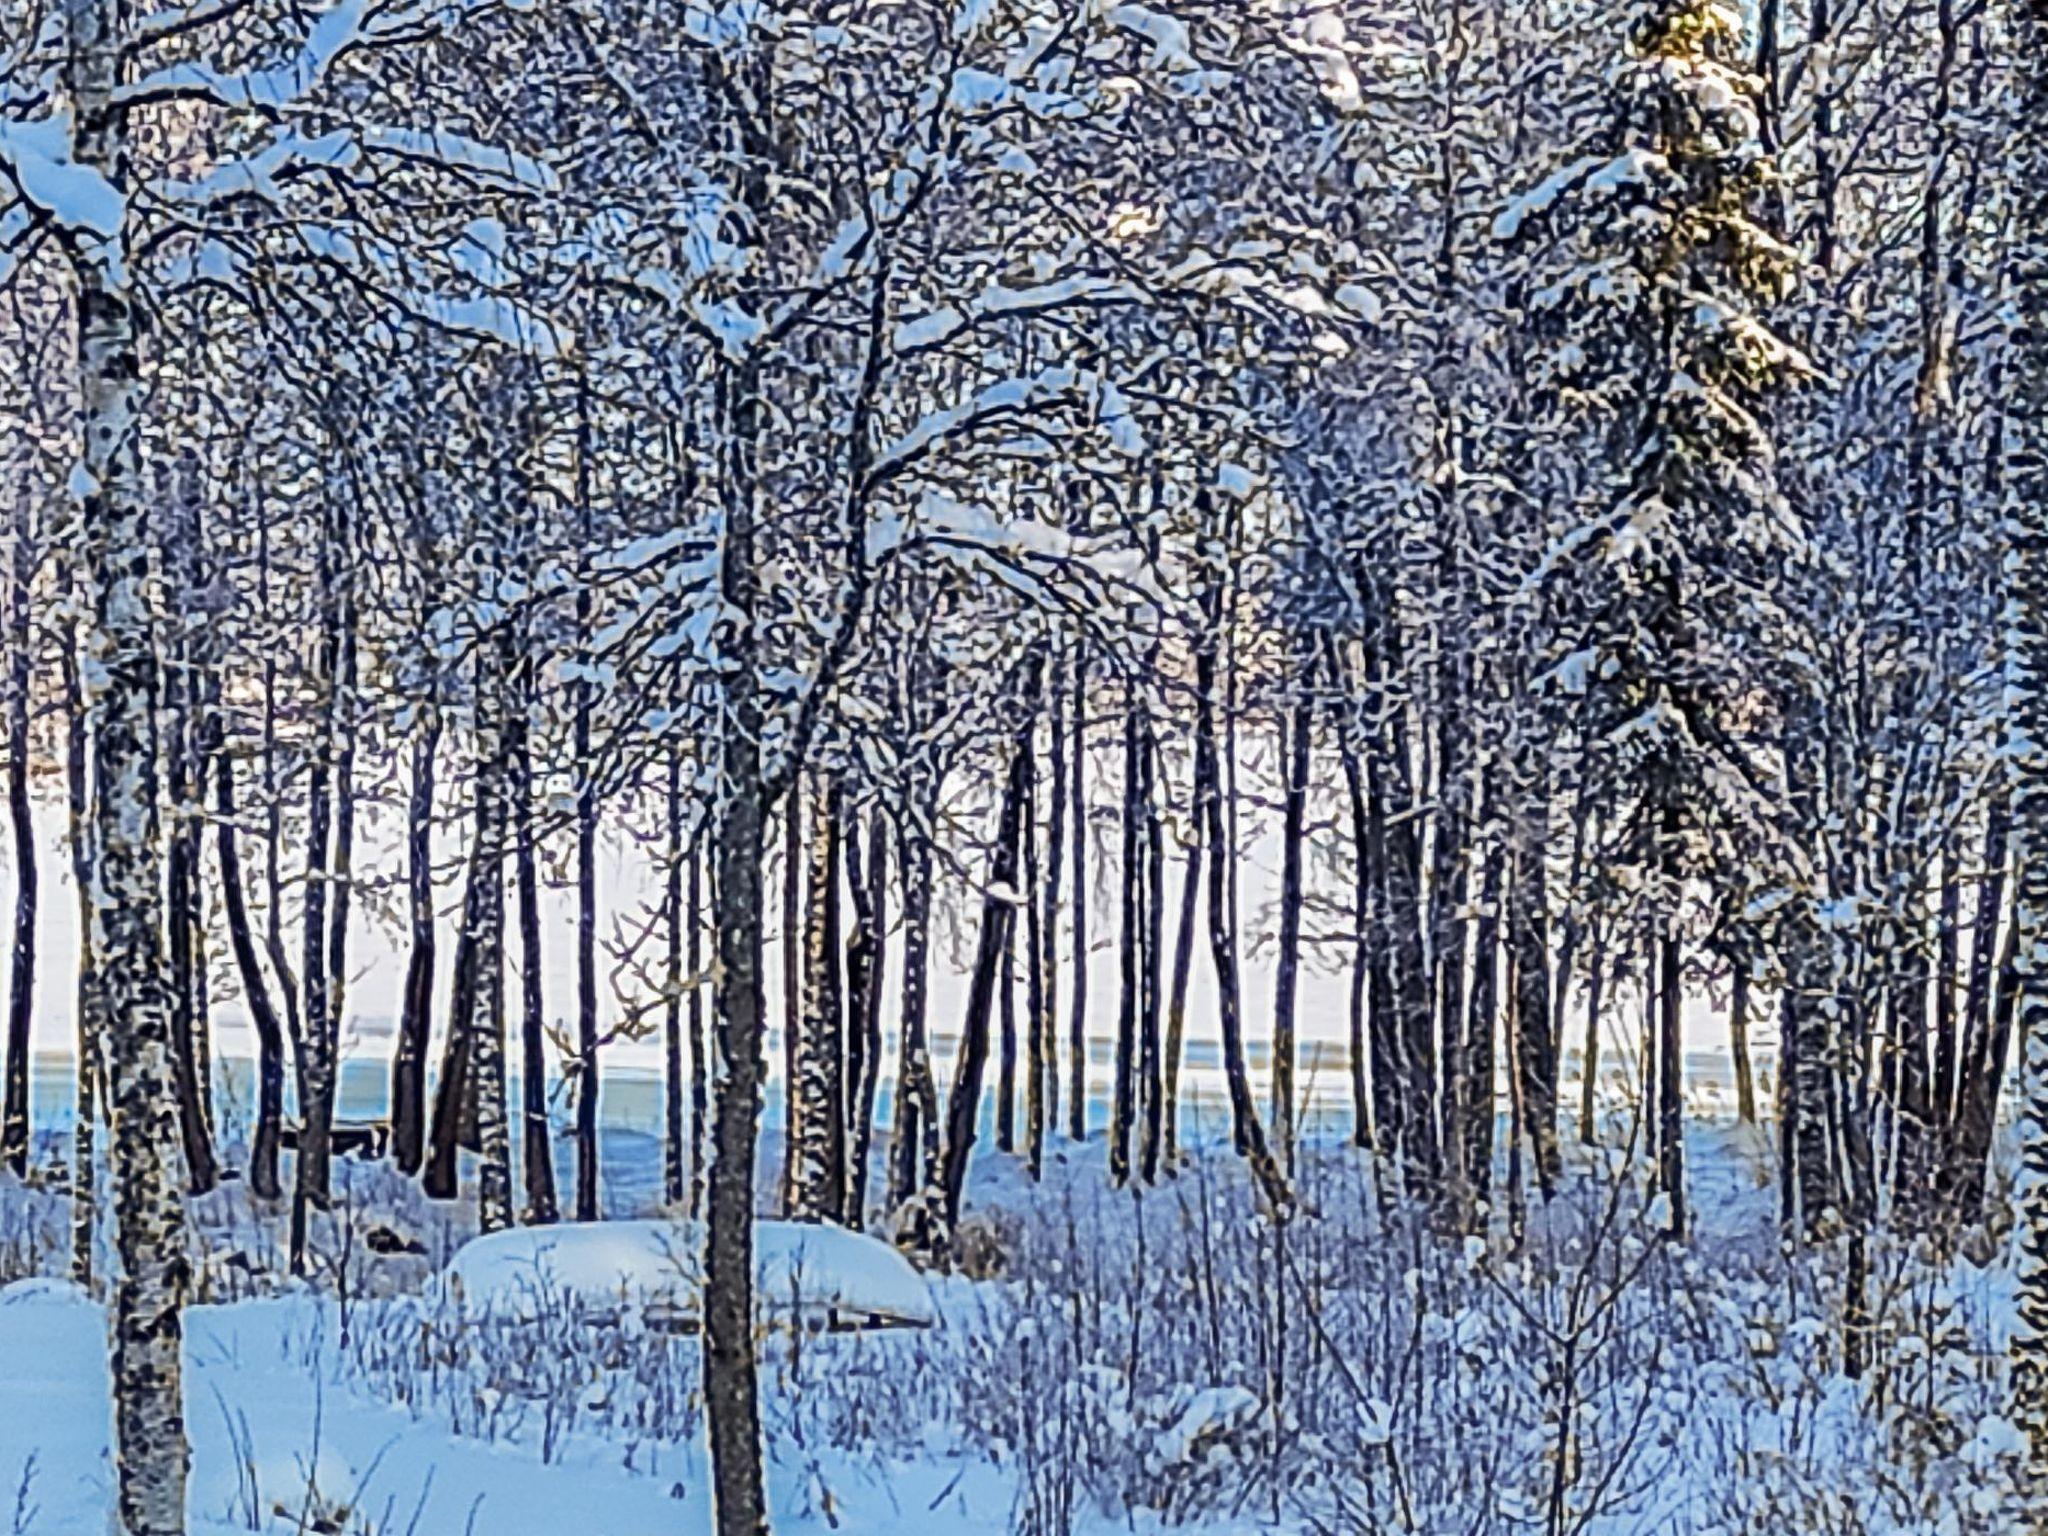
0, 1276, 92, 1309
444, 1220, 935, 1330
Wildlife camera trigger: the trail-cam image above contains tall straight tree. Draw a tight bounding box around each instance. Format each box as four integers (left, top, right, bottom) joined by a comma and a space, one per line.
2005, 0, 2048, 1476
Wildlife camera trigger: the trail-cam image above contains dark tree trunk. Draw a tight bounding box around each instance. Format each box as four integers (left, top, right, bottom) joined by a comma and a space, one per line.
845, 806, 885, 1226
1195, 517, 1286, 1208
665, 748, 688, 1209
779, 786, 801, 1211
931, 693, 1038, 1237
1111, 685, 1139, 1183
1509, 756, 1561, 1195
2, 500, 35, 1179
511, 656, 559, 1226
1272, 641, 1311, 1169
422, 783, 492, 1200
573, 381, 602, 1225
704, 310, 773, 1536
1068, 646, 1089, 1141
216, 757, 287, 1200
392, 712, 441, 1177
1162, 818, 1202, 1172
1138, 703, 1165, 1184
1729, 959, 1757, 1126
1656, 802, 1686, 1239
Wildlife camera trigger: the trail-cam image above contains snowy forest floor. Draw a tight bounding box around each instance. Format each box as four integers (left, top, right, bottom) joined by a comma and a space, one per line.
0, 1116, 2030, 1536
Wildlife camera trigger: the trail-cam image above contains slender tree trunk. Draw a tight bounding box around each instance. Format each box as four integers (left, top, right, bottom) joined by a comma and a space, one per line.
1656, 801, 1686, 1239
845, 806, 885, 1225
60, 609, 99, 1284
469, 641, 516, 1237
512, 656, 559, 1226
216, 758, 286, 1200
391, 711, 440, 1177
67, 4, 193, 1507
1272, 643, 1311, 1170
888, 807, 940, 1211
1111, 686, 1139, 1183
574, 384, 602, 1224
1067, 646, 1089, 1140
1195, 514, 1286, 1209
1162, 822, 1202, 1172
1138, 702, 1165, 1184
689, 803, 710, 1218
1510, 754, 1560, 1195
779, 784, 801, 1211
1024, 746, 1048, 1180
703, 190, 775, 1520
2, 494, 35, 1178
665, 749, 688, 1209
930, 689, 1038, 1239
1578, 936, 1605, 1146
789, 773, 846, 1222
2004, 0, 2048, 1462
289, 501, 341, 1273
1729, 959, 1757, 1125
422, 797, 489, 1200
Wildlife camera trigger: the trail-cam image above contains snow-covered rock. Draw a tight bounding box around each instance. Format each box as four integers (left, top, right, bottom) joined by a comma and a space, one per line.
445, 1220, 935, 1329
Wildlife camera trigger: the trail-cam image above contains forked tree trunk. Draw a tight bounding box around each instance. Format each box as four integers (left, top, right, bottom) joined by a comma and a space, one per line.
929, 690, 1038, 1238
1194, 514, 1286, 1210
216, 756, 287, 1200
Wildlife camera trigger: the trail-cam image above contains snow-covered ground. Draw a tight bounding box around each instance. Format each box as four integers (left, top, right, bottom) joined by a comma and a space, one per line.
0, 1118, 2029, 1535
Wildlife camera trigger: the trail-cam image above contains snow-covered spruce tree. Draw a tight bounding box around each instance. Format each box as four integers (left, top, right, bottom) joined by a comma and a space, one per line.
2006, 0, 2048, 1483
1500, 0, 1805, 1237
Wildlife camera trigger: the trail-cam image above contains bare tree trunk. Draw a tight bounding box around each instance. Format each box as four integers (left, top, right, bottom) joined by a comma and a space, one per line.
391, 710, 440, 1177
1024, 743, 1048, 1180
1729, 958, 1757, 1126
665, 749, 688, 1209
888, 806, 940, 1211
471, 636, 515, 1235
928, 688, 1038, 1240
289, 497, 342, 1273
779, 785, 801, 1212
511, 654, 559, 1226
67, 1, 193, 1505
845, 806, 885, 1225
1067, 646, 1089, 1140
1162, 822, 1201, 1172
2, 489, 35, 1177
1111, 684, 1139, 1183
60, 605, 100, 1283
704, 257, 773, 1531
1272, 641, 1311, 1170
573, 384, 602, 1225
1578, 935, 1605, 1146
788, 772, 846, 1223
422, 797, 489, 1201
1195, 512, 1286, 1209
216, 756, 286, 1200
